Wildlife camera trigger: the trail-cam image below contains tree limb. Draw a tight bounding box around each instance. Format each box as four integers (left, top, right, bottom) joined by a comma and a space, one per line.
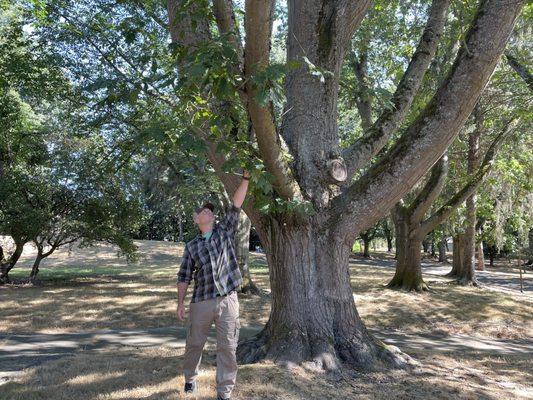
341, 0, 451, 183
167, 0, 268, 228
348, 47, 373, 131
328, 0, 524, 242
505, 52, 533, 91
408, 153, 449, 223
420, 119, 518, 234
244, 0, 301, 200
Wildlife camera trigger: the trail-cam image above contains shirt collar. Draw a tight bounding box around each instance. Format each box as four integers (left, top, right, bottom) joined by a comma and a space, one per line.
197, 224, 218, 240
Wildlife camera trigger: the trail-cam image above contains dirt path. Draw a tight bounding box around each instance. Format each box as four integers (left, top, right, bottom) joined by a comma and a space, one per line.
2, 325, 531, 384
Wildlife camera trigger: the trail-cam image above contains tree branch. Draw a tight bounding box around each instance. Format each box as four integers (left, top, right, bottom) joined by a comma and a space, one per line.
505, 52, 533, 91
348, 46, 373, 131
244, 0, 301, 200
420, 120, 518, 234
167, 0, 268, 228
408, 153, 449, 223
341, 0, 451, 183
328, 0, 524, 242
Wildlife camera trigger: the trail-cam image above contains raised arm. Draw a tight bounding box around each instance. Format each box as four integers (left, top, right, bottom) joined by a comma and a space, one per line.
232, 169, 250, 208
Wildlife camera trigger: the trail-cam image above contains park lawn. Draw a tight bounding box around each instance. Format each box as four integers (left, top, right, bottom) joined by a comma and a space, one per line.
1, 240, 532, 399
2, 241, 530, 339
1, 345, 530, 400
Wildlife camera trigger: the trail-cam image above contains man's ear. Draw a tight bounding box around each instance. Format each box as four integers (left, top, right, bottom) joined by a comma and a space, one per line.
193, 212, 199, 223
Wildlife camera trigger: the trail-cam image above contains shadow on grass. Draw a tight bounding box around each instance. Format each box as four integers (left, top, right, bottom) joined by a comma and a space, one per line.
0, 346, 515, 400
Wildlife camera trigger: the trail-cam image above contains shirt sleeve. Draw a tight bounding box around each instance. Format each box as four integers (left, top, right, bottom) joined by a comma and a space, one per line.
177, 243, 194, 284
220, 202, 241, 237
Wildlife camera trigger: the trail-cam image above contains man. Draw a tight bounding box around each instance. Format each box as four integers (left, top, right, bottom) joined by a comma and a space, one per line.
176, 170, 250, 400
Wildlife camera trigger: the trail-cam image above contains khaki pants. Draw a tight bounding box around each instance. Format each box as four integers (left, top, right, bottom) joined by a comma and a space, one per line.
183, 290, 241, 399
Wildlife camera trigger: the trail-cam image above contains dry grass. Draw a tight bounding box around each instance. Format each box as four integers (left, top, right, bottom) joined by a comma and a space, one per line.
348, 255, 532, 340
1, 240, 532, 399
1, 346, 530, 399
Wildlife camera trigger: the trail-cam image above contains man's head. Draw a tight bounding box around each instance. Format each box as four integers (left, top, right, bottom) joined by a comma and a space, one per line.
193, 202, 215, 233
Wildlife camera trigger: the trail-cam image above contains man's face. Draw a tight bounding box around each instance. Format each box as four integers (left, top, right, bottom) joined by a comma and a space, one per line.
193, 207, 215, 230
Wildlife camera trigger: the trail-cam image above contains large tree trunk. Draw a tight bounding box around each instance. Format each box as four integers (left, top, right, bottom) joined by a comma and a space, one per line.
236, 211, 261, 295
237, 218, 411, 370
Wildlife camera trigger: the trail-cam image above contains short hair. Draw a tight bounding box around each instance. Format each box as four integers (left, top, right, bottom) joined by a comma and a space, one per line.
195, 202, 215, 214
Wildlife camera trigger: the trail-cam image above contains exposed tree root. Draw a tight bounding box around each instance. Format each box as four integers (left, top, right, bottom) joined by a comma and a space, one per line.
237, 324, 418, 373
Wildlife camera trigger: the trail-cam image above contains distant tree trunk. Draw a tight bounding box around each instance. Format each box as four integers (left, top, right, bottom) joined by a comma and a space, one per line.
476, 241, 485, 270
458, 106, 482, 285
388, 205, 427, 291
447, 234, 463, 277
386, 237, 393, 252
386, 232, 393, 252
29, 240, 61, 283
178, 214, 184, 242
359, 228, 376, 258
527, 228, 533, 265
438, 235, 448, 262
0, 238, 25, 284
422, 239, 429, 253
29, 253, 45, 282
236, 211, 261, 295
362, 235, 371, 258
488, 245, 496, 267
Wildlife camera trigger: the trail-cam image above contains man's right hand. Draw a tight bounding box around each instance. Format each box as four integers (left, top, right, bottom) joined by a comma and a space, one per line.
177, 303, 186, 322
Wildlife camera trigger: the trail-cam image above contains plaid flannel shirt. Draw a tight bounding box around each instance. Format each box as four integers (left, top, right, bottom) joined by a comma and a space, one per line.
177, 203, 243, 303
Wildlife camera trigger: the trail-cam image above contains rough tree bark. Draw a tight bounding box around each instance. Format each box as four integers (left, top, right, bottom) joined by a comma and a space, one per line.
167, 0, 524, 370
389, 202, 428, 291
448, 234, 464, 277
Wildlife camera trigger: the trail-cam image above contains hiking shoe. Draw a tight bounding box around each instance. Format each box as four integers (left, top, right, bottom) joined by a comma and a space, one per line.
184, 381, 198, 393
